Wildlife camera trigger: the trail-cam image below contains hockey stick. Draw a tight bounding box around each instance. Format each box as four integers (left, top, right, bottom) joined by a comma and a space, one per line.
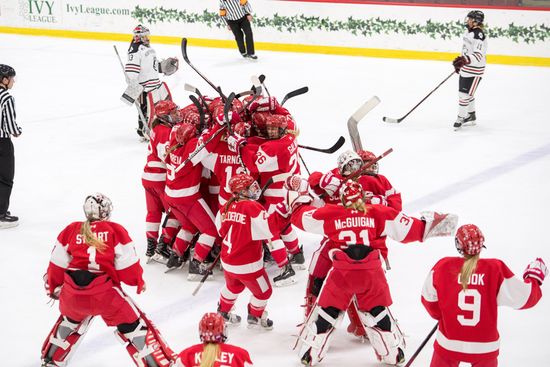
113, 45, 151, 139
192, 178, 275, 296
404, 323, 438, 367
298, 136, 345, 154
281, 86, 309, 106
348, 96, 381, 151
189, 94, 207, 132
348, 148, 393, 181
383, 72, 455, 124
181, 38, 227, 100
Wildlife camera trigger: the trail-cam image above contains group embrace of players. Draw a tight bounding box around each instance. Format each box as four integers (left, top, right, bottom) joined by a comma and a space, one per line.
40, 19, 547, 367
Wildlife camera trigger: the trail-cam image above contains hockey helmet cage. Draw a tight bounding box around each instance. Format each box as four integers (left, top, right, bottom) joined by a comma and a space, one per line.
455, 224, 485, 256
340, 180, 365, 207
357, 150, 379, 175
0, 64, 16, 79
199, 313, 227, 343
155, 100, 181, 125
83, 193, 113, 221
132, 24, 150, 44
337, 150, 362, 177
466, 10, 484, 25
228, 174, 261, 200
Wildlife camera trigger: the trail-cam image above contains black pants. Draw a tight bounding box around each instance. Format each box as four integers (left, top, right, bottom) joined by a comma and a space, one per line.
227, 16, 255, 56
0, 138, 15, 215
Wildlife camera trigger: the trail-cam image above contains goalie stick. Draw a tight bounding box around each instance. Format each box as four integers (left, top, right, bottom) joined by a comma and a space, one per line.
348, 96, 381, 151
113, 45, 150, 139
192, 178, 275, 296
383, 71, 455, 124
181, 38, 227, 100
404, 323, 438, 367
298, 136, 345, 154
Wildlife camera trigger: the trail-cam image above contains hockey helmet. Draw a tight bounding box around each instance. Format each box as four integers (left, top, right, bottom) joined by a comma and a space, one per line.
455, 224, 485, 256
83, 193, 113, 221
466, 10, 484, 25
199, 313, 227, 343
174, 123, 197, 145
252, 112, 288, 139
228, 174, 261, 200
357, 150, 379, 175
337, 150, 362, 177
0, 64, 16, 79
132, 24, 150, 44
155, 100, 181, 125
339, 180, 365, 207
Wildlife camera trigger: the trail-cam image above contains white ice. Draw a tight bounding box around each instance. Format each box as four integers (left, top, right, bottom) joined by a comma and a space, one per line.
1, 33, 549, 366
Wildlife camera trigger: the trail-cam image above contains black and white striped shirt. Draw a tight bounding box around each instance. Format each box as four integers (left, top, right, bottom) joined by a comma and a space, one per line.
219, 0, 253, 21
0, 87, 21, 138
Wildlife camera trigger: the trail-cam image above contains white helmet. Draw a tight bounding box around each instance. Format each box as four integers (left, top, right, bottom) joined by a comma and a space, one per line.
83, 193, 113, 221
337, 150, 362, 177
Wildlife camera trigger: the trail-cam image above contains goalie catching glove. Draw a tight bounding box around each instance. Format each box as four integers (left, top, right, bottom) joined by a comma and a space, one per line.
421, 211, 459, 241
159, 57, 179, 76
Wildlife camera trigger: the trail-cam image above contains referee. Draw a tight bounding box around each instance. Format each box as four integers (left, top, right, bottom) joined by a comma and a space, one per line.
219, 0, 257, 59
0, 64, 21, 229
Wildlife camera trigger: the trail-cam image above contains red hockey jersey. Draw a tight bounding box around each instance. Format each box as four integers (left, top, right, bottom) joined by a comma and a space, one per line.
175, 343, 253, 367
47, 221, 144, 292
357, 173, 402, 211
142, 123, 171, 183
165, 135, 202, 200
421, 257, 543, 362
216, 199, 287, 274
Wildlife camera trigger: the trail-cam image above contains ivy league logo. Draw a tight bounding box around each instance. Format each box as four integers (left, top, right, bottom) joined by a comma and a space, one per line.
20, 0, 57, 23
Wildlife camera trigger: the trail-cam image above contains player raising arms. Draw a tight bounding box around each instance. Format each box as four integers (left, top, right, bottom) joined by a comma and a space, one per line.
175, 312, 253, 367
284, 179, 457, 365
216, 174, 296, 330
41, 193, 175, 367
421, 224, 547, 367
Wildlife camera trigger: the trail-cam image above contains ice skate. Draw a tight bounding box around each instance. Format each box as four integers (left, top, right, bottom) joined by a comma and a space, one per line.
453, 116, 465, 130
0, 212, 18, 229
165, 250, 186, 273
219, 310, 242, 326
187, 258, 212, 281
150, 238, 170, 264
247, 311, 273, 330
289, 245, 306, 270
145, 238, 156, 263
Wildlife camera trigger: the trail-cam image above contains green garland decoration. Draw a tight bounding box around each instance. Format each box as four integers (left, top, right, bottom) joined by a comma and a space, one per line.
132, 6, 550, 44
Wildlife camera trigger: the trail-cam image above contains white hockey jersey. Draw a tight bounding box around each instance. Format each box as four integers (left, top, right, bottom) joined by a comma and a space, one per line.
125, 43, 162, 93
459, 28, 488, 78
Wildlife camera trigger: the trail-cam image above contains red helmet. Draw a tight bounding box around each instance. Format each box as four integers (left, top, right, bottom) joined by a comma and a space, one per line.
199, 313, 227, 343
174, 123, 196, 145
155, 100, 181, 125
357, 150, 379, 175
455, 224, 485, 256
339, 180, 364, 207
132, 24, 150, 44
234, 121, 251, 137
180, 109, 201, 127
252, 112, 288, 139
228, 174, 261, 199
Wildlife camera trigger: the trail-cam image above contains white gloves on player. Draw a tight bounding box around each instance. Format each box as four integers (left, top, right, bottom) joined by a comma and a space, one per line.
227, 134, 246, 153
421, 211, 459, 241
159, 57, 179, 76
523, 258, 548, 285
365, 192, 388, 206
319, 171, 342, 197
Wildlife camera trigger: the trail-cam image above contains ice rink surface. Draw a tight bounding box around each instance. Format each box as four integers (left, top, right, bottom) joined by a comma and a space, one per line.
1, 33, 549, 366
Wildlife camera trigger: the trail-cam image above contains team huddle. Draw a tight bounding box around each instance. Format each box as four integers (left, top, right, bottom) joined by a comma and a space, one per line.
40, 12, 547, 367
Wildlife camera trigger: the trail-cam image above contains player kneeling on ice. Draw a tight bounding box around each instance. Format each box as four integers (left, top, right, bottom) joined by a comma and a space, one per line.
175, 312, 253, 367
283, 178, 458, 365
421, 224, 547, 367
41, 193, 175, 367
215, 174, 296, 330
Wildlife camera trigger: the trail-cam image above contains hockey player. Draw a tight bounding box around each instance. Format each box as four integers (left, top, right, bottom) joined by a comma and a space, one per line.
452, 11, 487, 129
287, 180, 457, 365
143, 100, 182, 260
41, 193, 175, 367
215, 174, 296, 329
421, 224, 546, 367
175, 312, 253, 367
164, 123, 219, 278
122, 24, 179, 139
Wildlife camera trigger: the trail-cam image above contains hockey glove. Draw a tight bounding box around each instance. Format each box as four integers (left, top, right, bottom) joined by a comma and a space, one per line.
421, 211, 459, 241
523, 258, 548, 285
247, 96, 280, 114
227, 134, 247, 153
273, 263, 296, 287
159, 57, 179, 76
365, 191, 388, 206
452, 56, 470, 73
319, 171, 342, 198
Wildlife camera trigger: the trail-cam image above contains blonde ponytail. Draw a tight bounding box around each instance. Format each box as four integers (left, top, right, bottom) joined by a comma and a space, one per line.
349, 199, 368, 214
80, 220, 107, 253
200, 343, 220, 367
459, 254, 480, 291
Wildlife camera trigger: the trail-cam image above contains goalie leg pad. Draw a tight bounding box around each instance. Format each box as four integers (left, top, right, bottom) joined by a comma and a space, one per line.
361, 307, 405, 365
295, 305, 343, 366
41, 315, 94, 366
115, 318, 175, 367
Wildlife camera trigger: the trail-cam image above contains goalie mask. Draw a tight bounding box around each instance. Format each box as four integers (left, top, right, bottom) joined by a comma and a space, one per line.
357, 150, 378, 175
132, 24, 150, 45
83, 193, 113, 221
155, 100, 181, 125
337, 150, 362, 177
228, 174, 261, 200
455, 224, 485, 256
199, 313, 227, 343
